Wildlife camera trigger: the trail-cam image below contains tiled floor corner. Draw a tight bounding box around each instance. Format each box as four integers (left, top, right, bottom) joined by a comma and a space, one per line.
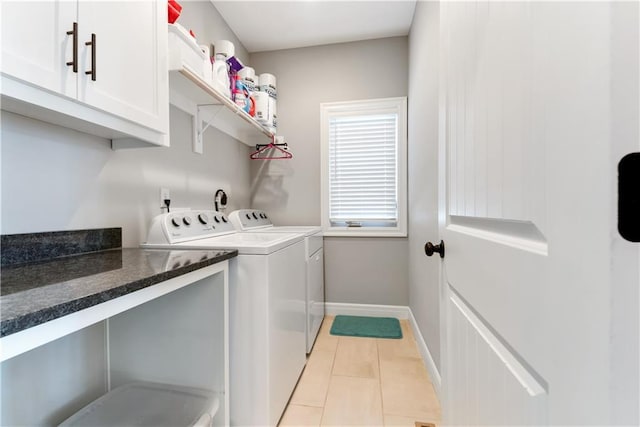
279, 315, 442, 426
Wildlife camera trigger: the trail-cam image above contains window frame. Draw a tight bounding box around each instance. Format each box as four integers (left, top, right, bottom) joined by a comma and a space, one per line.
320, 97, 407, 237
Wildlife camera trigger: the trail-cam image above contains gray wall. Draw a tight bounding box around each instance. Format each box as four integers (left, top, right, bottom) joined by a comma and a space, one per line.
407, 2, 441, 370
324, 238, 409, 305
1, 1, 251, 246
249, 37, 410, 306
1, 107, 250, 246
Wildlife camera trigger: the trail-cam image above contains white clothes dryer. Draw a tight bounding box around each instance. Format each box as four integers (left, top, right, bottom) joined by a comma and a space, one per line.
229, 209, 324, 353
142, 210, 306, 427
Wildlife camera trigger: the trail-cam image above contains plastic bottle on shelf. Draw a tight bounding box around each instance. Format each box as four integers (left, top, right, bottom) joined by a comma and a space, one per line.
212, 40, 234, 99
199, 44, 213, 85
238, 67, 256, 116
255, 73, 277, 133
254, 75, 260, 91
238, 67, 257, 95
232, 76, 254, 115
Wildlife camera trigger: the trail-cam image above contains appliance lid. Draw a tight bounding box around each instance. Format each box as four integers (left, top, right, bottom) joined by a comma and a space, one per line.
169, 231, 304, 255
245, 225, 322, 237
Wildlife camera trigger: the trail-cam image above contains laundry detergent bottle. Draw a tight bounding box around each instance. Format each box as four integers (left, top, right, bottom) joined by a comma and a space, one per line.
212, 40, 234, 99
238, 67, 257, 116
232, 76, 254, 115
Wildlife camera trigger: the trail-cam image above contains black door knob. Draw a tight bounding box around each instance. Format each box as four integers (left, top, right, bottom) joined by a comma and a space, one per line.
424, 240, 445, 258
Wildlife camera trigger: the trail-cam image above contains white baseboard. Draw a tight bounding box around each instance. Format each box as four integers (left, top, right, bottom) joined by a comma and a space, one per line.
408, 310, 442, 395
324, 302, 410, 319
324, 302, 442, 398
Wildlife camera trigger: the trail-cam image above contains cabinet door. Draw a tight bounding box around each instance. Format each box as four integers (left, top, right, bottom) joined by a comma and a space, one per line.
77, 0, 168, 133
1, 1, 77, 97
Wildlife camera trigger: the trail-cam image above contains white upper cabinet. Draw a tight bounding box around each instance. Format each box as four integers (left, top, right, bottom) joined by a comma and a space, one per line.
0, 1, 169, 148
1, 1, 77, 98
77, 1, 167, 134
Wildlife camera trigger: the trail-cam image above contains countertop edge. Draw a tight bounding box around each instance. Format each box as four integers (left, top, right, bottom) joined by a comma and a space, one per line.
0, 249, 237, 338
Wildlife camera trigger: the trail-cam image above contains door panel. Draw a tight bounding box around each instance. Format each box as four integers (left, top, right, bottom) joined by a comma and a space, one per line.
448, 292, 547, 426
1, 1, 77, 97
440, 1, 638, 424
446, 2, 544, 230
78, 1, 167, 132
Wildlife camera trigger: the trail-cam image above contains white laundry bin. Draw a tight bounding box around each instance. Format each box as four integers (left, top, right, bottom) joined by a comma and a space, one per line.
58, 382, 219, 427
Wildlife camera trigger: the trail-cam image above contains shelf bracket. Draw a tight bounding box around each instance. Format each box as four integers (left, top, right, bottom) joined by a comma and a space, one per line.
169, 87, 201, 154
196, 104, 224, 154
169, 68, 276, 151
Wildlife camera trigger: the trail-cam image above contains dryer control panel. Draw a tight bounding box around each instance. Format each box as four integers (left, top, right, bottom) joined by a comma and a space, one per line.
228, 209, 273, 230
145, 210, 235, 244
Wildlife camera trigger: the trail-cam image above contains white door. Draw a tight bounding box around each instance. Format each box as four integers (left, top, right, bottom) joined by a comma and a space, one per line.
77, 0, 168, 133
1, 1, 77, 97
437, 2, 639, 425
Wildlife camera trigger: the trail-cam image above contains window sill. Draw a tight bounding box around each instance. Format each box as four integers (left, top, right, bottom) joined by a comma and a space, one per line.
322, 229, 407, 238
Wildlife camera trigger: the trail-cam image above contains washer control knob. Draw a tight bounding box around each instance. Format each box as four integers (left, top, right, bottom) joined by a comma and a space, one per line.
198, 214, 208, 225
246, 213, 251, 220
214, 216, 220, 223
171, 218, 181, 227
252, 212, 258, 219
183, 217, 192, 226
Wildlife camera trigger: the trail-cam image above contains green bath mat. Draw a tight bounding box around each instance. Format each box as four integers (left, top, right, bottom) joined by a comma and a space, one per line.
330, 315, 402, 339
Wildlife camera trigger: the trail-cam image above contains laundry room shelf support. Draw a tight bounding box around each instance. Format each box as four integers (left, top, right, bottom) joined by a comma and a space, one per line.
196, 104, 223, 152
168, 67, 277, 153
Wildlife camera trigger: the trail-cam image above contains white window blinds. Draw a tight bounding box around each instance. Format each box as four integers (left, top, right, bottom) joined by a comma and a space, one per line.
328, 113, 398, 227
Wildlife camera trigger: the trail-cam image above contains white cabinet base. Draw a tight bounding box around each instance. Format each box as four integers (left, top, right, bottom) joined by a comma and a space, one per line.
1, 75, 168, 148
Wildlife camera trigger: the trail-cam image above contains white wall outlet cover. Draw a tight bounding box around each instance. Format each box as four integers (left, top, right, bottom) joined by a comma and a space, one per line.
160, 188, 170, 208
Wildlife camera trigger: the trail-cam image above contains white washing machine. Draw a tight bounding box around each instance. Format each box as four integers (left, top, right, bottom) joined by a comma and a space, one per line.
142, 210, 306, 427
229, 209, 325, 353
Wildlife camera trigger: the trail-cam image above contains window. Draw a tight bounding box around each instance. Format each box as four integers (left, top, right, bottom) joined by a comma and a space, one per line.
321, 97, 407, 237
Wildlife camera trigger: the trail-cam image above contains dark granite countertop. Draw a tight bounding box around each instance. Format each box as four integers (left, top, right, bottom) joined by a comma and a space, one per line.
0, 229, 237, 337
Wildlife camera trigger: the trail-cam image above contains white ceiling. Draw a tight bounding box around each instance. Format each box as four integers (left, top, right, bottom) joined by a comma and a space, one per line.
211, 1, 417, 53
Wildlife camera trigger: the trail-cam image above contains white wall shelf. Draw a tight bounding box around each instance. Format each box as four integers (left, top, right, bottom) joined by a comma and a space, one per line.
169, 67, 274, 153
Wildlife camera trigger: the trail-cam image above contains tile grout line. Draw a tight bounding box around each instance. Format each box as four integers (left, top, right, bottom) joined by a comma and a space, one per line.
377, 338, 386, 426
318, 320, 339, 427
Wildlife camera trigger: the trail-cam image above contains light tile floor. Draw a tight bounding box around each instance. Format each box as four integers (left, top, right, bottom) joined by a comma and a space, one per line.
279, 316, 441, 427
